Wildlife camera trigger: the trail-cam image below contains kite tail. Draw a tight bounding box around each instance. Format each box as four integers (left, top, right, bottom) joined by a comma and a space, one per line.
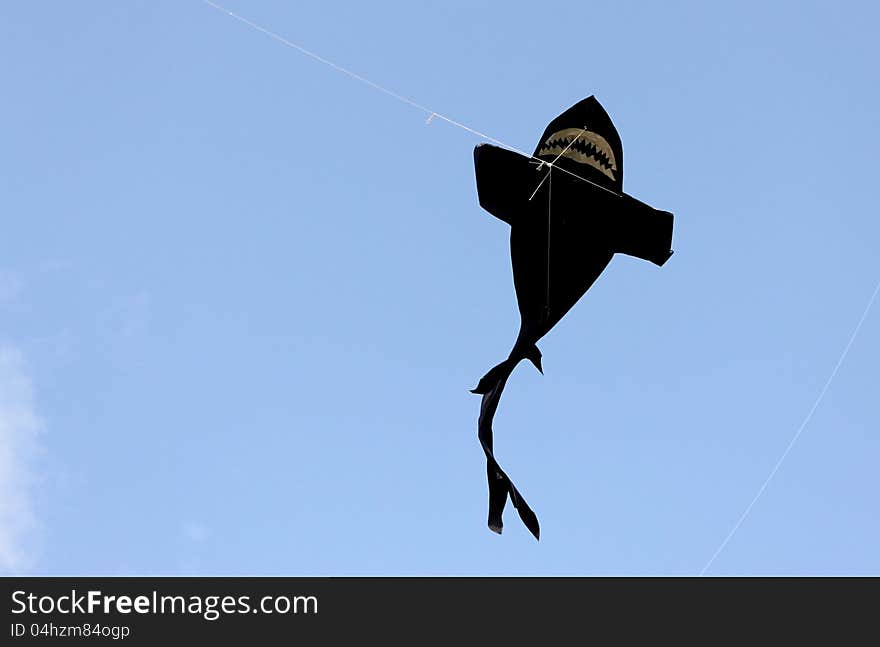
472, 345, 542, 540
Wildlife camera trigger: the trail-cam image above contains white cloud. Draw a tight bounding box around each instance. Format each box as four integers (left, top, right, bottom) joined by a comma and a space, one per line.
0, 271, 23, 304
0, 346, 43, 572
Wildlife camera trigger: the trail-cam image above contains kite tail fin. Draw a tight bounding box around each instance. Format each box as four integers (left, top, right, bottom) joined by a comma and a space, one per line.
470, 344, 542, 394
473, 350, 541, 540
470, 358, 516, 395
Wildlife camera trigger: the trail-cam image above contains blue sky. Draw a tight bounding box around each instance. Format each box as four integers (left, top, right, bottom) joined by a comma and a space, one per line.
2, 0, 878, 575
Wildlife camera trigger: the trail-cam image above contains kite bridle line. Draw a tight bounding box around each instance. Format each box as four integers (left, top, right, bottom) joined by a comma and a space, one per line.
200, 0, 621, 200
528, 127, 589, 201
546, 169, 552, 320
529, 127, 588, 317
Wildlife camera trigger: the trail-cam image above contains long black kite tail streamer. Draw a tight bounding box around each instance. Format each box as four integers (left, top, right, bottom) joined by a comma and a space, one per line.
472, 96, 674, 538
472, 347, 543, 539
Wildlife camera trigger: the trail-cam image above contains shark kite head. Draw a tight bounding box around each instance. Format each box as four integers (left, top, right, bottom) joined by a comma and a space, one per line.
532, 95, 623, 193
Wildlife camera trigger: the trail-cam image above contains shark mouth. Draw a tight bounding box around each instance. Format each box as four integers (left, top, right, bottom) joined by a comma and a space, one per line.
536, 128, 618, 181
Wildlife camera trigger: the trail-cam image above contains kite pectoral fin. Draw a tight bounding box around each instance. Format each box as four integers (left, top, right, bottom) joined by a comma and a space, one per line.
475, 354, 541, 540
612, 194, 674, 266
473, 144, 532, 226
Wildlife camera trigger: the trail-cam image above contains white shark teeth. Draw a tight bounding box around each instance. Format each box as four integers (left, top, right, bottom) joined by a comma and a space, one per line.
536, 128, 618, 181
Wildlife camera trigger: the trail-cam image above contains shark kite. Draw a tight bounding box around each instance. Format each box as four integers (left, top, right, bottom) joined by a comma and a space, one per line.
472, 96, 674, 539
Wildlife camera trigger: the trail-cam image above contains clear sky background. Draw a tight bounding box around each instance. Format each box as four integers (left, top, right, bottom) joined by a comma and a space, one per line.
2, 0, 878, 575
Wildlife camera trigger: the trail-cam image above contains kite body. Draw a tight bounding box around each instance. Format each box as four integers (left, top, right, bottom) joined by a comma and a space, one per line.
472, 96, 674, 539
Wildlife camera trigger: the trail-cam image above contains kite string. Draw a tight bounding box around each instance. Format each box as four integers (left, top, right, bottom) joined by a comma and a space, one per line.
546, 169, 552, 316
700, 274, 880, 575
200, 0, 619, 197
200, 1, 521, 149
